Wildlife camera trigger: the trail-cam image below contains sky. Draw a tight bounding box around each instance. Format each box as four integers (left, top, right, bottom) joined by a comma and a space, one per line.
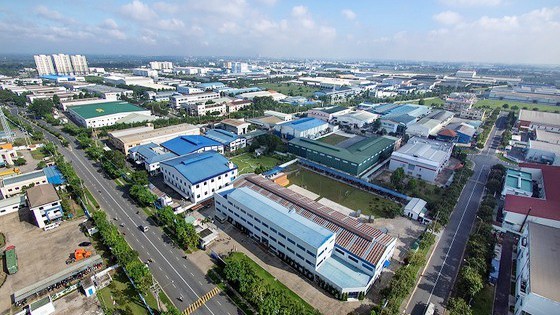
1, 0, 559, 64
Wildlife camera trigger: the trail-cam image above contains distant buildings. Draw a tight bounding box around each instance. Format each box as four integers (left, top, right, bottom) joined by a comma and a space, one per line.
170, 92, 220, 110
161, 151, 237, 203
307, 106, 352, 122
389, 137, 453, 183
406, 110, 454, 138
443, 92, 477, 112
289, 136, 397, 176
489, 85, 560, 105
34, 54, 89, 76
238, 90, 288, 101
459, 108, 486, 120
149, 61, 173, 70
66, 101, 155, 128
132, 68, 158, 78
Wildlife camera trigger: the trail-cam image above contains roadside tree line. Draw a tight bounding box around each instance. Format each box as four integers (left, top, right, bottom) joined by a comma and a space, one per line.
476, 108, 500, 149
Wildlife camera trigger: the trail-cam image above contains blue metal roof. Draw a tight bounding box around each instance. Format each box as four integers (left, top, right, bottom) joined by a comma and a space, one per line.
161, 151, 236, 185
205, 129, 239, 145
197, 82, 225, 88
161, 135, 222, 156
43, 166, 66, 185
316, 254, 372, 289
227, 187, 334, 249
280, 117, 327, 131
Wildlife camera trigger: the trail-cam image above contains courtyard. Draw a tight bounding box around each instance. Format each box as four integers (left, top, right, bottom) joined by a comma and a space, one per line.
229, 152, 280, 174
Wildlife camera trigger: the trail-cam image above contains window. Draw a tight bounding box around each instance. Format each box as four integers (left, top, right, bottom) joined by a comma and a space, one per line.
348, 255, 358, 263
270, 227, 277, 233
254, 218, 261, 223
296, 253, 304, 260
287, 248, 294, 254
297, 244, 305, 251
335, 248, 345, 255
287, 238, 295, 245
270, 236, 276, 242
278, 232, 286, 239
306, 250, 314, 256
262, 222, 269, 228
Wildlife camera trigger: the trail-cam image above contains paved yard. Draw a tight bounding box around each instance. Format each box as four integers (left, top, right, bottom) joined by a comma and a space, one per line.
0, 211, 93, 313
369, 216, 426, 261
53, 289, 103, 315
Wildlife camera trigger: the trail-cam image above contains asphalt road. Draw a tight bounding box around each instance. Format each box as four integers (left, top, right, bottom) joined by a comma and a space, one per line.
406, 113, 508, 315
9, 107, 239, 315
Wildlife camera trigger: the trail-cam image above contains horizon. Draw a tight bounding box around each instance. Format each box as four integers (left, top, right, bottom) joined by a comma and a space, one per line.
1, 1, 559, 65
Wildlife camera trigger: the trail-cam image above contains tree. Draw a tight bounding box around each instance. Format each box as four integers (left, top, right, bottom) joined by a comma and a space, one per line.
485, 179, 502, 195
372, 118, 381, 131
29, 99, 54, 118
502, 103, 509, 108
161, 307, 181, 315
14, 157, 26, 166
418, 98, 425, 105
129, 184, 157, 207
390, 167, 405, 190
459, 265, 483, 299
52, 94, 61, 105
448, 298, 472, 315
406, 178, 417, 192
130, 170, 149, 186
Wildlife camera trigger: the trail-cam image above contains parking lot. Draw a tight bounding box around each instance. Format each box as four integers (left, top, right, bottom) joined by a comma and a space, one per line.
0, 210, 94, 313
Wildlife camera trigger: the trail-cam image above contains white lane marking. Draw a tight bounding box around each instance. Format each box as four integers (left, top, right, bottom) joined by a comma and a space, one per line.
68, 150, 217, 315
190, 273, 195, 277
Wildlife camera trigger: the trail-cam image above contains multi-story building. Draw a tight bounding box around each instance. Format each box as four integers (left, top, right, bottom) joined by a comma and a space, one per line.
128, 142, 178, 174
274, 118, 330, 140
459, 108, 486, 120
149, 61, 173, 70
170, 92, 220, 109
514, 222, 560, 315
51, 54, 74, 75
389, 137, 454, 183
184, 101, 227, 116
307, 106, 352, 122
443, 92, 477, 112
34, 55, 55, 76
26, 184, 62, 229
161, 135, 224, 155
220, 119, 251, 135
0, 195, 26, 218
0, 170, 48, 198
176, 86, 203, 95
214, 175, 397, 297
70, 55, 89, 74
204, 129, 247, 152
133, 68, 158, 78
161, 151, 238, 203
227, 99, 251, 113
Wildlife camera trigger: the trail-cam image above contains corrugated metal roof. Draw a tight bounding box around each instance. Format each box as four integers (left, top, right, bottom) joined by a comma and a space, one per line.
161, 135, 222, 156
161, 151, 236, 185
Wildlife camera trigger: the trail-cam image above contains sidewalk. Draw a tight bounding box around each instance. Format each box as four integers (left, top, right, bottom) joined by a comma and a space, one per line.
493, 233, 514, 315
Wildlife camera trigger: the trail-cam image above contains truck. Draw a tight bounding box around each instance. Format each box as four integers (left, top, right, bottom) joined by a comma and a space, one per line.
424, 302, 435, 315
4, 245, 18, 274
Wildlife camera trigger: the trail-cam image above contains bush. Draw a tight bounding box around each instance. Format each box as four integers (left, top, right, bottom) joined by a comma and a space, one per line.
13, 157, 26, 166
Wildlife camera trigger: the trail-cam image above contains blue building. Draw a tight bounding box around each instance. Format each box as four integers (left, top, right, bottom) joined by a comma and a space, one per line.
129, 143, 178, 174
456, 123, 476, 144
196, 82, 226, 90
161, 135, 224, 156
204, 129, 247, 152
43, 166, 66, 185
160, 151, 238, 203
274, 117, 330, 140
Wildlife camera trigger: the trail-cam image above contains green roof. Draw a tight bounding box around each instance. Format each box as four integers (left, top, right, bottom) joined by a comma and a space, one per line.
68, 101, 147, 119
289, 136, 397, 164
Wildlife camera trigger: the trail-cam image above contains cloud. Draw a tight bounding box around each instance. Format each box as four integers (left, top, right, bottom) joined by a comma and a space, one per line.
101, 18, 119, 29
292, 5, 308, 17
439, 0, 502, 7
157, 18, 185, 31
34, 5, 76, 24
120, 0, 158, 21
433, 11, 463, 25
341, 9, 357, 21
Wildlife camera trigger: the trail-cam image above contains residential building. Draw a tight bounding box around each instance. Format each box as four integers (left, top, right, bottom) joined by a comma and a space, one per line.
513, 222, 560, 315
389, 137, 454, 183
263, 110, 293, 122
70, 55, 89, 74
66, 101, 155, 128
227, 99, 251, 113
51, 54, 73, 75
443, 92, 477, 111
0, 143, 18, 166
502, 164, 560, 232
205, 129, 247, 152
34, 55, 55, 76
1, 170, 48, 198
220, 119, 251, 135
109, 123, 200, 154
274, 118, 329, 140
170, 92, 220, 109
161, 151, 237, 203
214, 175, 397, 297
289, 136, 397, 176
334, 111, 379, 129
26, 184, 62, 229
149, 61, 173, 70
0, 195, 26, 217
307, 106, 352, 122
161, 135, 224, 155
184, 101, 227, 116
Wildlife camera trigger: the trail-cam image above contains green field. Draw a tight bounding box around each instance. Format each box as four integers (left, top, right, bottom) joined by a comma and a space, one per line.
475, 99, 560, 112
471, 284, 494, 315
227, 252, 316, 314
230, 153, 280, 174
407, 97, 445, 106
256, 82, 321, 98
287, 168, 401, 217
316, 134, 349, 146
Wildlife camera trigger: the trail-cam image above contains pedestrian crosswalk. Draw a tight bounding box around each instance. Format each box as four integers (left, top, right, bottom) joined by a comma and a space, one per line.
182, 286, 221, 315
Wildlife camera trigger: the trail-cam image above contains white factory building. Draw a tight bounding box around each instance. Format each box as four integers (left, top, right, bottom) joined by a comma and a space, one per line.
170, 92, 220, 109
389, 137, 454, 183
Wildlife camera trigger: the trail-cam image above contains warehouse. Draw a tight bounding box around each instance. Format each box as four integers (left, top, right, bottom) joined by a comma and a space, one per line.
128, 143, 178, 174
161, 151, 238, 203
109, 123, 200, 154
288, 136, 397, 176
274, 117, 330, 140
214, 175, 396, 297
334, 110, 379, 128
204, 129, 247, 152
389, 137, 453, 183
66, 101, 155, 128
161, 135, 224, 155
307, 106, 352, 122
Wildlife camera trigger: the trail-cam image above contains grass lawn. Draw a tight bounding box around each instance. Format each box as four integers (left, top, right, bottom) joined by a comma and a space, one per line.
227, 252, 316, 314
407, 97, 445, 106
97, 268, 152, 315
30, 149, 46, 160
474, 99, 560, 112
316, 134, 349, 146
230, 153, 280, 174
471, 284, 494, 315
287, 168, 400, 217
256, 82, 321, 98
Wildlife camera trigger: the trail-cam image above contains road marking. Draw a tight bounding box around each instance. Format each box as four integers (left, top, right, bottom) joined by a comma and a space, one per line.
190, 273, 195, 277
217, 301, 221, 306
424, 166, 486, 310
65, 150, 217, 315
159, 266, 163, 271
